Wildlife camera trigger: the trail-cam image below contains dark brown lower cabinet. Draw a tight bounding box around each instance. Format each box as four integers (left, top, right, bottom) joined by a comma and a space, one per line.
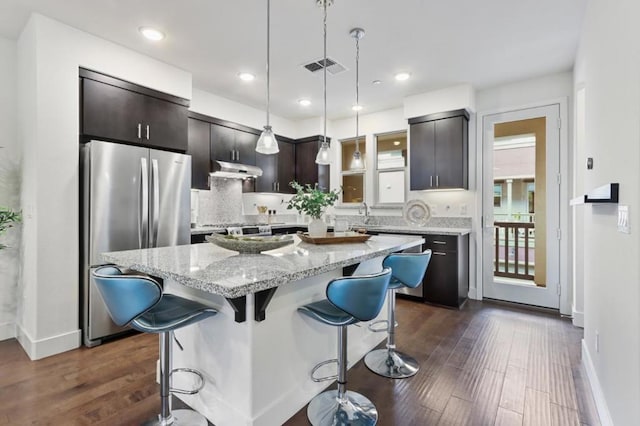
422, 234, 469, 308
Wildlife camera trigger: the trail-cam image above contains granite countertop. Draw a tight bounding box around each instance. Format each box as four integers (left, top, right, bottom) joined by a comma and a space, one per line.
102, 234, 424, 298
191, 223, 471, 236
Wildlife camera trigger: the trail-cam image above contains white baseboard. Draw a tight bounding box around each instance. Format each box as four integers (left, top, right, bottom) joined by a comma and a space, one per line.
582, 339, 613, 426
468, 287, 479, 300
0, 321, 16, 341
15, 324, 81, 360
572, 307, 584, 328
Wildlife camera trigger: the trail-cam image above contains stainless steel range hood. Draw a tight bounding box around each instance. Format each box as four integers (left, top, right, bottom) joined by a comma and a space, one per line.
210, 160, 263, 179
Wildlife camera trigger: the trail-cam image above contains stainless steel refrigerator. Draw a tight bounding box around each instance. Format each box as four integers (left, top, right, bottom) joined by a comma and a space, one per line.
81, 140, 191, 347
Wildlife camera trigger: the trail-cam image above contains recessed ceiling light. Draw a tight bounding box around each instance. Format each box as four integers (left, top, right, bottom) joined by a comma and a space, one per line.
298, 99, 312, 107
372, 80, 382, 85
352, 104, 363, 111
238, 72, 256, 82
139, 27, 165, 41
394, 72, 411, 81
393, 141, 401, 146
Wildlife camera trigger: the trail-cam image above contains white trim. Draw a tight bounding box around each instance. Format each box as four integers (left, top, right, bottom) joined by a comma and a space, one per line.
476, 97, 570, 314
16, 324, 81, 360
572, 305, 584, 327
468, 287, 479, 300
0, 321, 16, 341
581, 340, 614, 426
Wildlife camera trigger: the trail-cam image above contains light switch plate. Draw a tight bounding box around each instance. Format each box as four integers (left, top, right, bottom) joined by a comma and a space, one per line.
618, 205, 630, 233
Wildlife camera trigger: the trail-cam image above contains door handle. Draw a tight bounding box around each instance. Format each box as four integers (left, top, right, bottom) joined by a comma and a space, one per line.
146, 125, 150, 140
137, 123, 142, 139
432, 251, 447, 256
151, 159, 160, 247
277, 182, 280, 192
436, 175, 439, 187
432, 241, 447, 245
236, 150, 240, 162
430, 176, 433, 187
140, 158, 149, 248
231, 150, 236, 161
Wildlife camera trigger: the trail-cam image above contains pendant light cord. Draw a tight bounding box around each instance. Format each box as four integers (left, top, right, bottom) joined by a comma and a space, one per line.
322, 0, 327, 147
355, 35, 360, 153
266, 0, 271, 127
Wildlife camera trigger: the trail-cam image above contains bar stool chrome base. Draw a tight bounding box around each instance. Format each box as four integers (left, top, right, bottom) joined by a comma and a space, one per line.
308, 390, 378, 426
142, 409, 208, 426
364, 348, 419, 378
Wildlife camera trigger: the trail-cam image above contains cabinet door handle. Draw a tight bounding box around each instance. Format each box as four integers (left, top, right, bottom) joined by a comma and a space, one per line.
433, 241, 447, 245
236, 150, 240, 162
436, 175, 439, 187
146, 125, 150, 140
430, 176, 433, 187
137, 123, 142, 139
433, 251, 447, 256
272, 182, 276, 191
231, 150, 235, 161
276, 182, 280, 192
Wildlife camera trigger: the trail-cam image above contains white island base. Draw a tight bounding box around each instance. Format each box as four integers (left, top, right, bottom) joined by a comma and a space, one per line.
166, 258, 390, 426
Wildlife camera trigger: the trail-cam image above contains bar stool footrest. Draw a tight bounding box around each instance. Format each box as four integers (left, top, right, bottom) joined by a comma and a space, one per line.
367, 319, 398, 333
170, 367, 205, 395
310, 358, 340, 383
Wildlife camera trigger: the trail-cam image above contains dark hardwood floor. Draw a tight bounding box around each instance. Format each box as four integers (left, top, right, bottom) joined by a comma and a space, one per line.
0, 300, 600, 426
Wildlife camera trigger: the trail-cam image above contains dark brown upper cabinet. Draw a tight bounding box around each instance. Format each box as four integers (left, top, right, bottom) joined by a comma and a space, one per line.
187, 118, 211, 190
409, 109, 469, 190
210, 123, 257, 166
255, 139, 296, 193
80, 69, 188, 152
295, 136, 330, 192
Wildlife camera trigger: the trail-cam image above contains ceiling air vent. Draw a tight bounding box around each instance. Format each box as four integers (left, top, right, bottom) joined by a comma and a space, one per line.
302, 58, 347, 75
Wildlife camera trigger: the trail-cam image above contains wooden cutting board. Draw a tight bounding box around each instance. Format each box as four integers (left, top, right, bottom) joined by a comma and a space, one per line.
297, 231, 371, 244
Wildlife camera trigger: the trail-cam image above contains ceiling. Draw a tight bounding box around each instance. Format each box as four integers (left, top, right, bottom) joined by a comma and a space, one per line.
0, 0, 587, 120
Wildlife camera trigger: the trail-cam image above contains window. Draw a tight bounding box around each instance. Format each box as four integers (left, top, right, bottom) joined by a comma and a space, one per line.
375, 131, 407, 205
494, 183, 503, 207
527, 182, 535, 214
341, 138, 366, 204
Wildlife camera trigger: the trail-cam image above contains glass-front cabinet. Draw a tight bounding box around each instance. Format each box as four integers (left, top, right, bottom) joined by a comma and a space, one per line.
341, 138, 366, 203
375, 131, 407, 205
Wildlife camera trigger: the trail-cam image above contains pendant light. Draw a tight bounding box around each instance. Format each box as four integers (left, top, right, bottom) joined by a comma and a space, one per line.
315, 0, 332, 165
349, 28, 365, 170
256, 0, 279, 154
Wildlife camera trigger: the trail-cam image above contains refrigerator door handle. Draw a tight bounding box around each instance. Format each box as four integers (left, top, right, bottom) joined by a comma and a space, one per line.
140, 157, 149, 248
151, 158, 160, 247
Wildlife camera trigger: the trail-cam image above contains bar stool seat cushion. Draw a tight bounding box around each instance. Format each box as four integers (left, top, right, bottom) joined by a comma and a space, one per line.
132, 294, 218, 334
298, 299, 359, 326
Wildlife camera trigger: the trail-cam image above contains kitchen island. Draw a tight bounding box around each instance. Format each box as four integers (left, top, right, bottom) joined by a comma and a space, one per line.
103, 234, 423, 426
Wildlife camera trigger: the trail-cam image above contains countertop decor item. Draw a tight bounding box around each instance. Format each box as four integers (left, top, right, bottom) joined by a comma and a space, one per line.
205, 233, 293, 254
297, 231, 371, 245
287, 181, 340, 237
0, 207, 21, 250
403, 199, 431, 226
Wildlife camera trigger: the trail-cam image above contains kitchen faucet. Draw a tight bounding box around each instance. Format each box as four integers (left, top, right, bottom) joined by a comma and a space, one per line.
359, 202, 371, 224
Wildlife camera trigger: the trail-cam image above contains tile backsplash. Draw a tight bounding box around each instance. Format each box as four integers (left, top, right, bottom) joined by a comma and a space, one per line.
194, 178, 244, 226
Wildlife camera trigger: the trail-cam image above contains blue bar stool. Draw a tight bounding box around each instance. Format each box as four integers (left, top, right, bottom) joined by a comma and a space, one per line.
364, 250, 432, 379
92, 266, 218, 426
298, 268, 392, 426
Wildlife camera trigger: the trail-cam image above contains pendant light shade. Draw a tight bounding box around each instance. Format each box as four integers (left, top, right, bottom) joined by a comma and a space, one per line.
256, 0, 279, 154
349, 27, 365, 171
256, 125, 279, 154
315, 0, 333, 165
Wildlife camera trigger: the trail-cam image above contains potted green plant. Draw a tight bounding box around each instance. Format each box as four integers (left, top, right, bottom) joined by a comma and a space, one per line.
0, 207, 21, 249
287, 181, 340, 237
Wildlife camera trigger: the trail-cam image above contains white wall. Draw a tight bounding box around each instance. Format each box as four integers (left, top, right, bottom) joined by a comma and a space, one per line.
574, 0, 640, 424
190, 88, 298, 139
16, 14, 192, 359
0, 36, 20, 341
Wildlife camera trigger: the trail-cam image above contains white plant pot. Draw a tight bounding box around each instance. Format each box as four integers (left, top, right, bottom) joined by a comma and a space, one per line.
308, 218, 327, 237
